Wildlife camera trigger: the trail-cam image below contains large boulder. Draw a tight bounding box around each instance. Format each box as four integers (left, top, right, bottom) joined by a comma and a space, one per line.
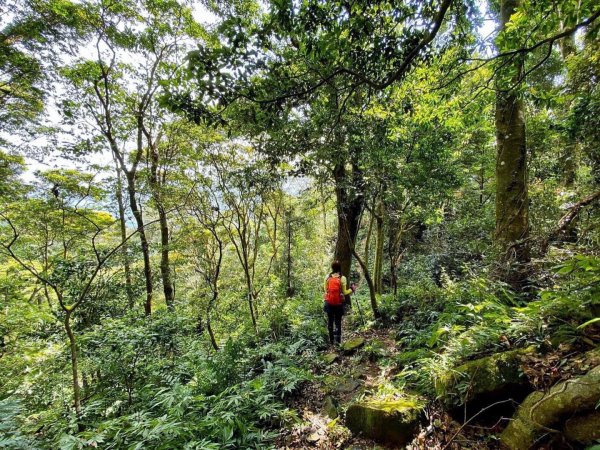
500, 365, 600, 450
345, 398, 423, 445
437, 347, 535, 418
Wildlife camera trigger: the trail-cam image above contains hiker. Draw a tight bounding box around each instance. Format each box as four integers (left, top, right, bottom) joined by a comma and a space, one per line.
323, 260, 355, 345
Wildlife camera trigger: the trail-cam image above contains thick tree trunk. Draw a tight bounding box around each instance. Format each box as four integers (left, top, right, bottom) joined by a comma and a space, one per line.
115, 164, 134, 309
125, 171, 153, 315
495, 0, 530, 289
333, 163, 364, 279
558, 21, 577, 187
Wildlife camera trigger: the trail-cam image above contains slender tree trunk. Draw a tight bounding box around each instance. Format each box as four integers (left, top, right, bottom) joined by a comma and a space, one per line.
247, 293, 257, 332
115, 164, 134, 309
125, 171, 153, 315
495, 0, 530, 289
364, 212, 374, 270
351, 246, 380, 319
244, 273, 258, 332
158, 209, 174, 308
374, 201, 384, 294
207, 291, 219, 351
388, 224, 402, 299
149, 145, 175, 309
286, 215, 293, 296
333, 163, 364, 278
64, 310, 82, 431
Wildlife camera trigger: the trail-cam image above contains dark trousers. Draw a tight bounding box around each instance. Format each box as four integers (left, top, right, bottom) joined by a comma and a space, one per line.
325, 303, 344, 344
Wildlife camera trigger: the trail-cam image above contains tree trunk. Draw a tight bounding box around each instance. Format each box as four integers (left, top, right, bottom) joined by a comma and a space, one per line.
558, 18, 577, 187
125, 171, 153, 315
541, 189, 600, 254
333, 163, 364, 279
242, 268, 258, 332
495, 0, 530, 289
286, 214, 293, 296
247, 292, 257, 332
374, 200, 385, 294
149, 145, 175, 309
364, 212, 374, 270
158, 207, 175, 309
207, 291, 219, 351
158, 210, 174, 308
115, 164, 134, 309
387, 222, 403, 300
64, 310, 82, 431
351, 246, 380, 319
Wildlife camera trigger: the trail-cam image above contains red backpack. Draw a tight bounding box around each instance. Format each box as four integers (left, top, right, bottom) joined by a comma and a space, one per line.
325, 274, 344, 305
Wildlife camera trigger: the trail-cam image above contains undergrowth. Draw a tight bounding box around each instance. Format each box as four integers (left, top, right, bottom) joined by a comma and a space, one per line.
384, 254, 600, 397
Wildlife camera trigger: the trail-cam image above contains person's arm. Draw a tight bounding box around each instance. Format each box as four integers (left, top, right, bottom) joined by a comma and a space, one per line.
341, 276, 353, 295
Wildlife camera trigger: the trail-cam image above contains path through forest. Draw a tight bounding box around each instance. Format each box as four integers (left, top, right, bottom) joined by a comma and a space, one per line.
277, 326, 403, 449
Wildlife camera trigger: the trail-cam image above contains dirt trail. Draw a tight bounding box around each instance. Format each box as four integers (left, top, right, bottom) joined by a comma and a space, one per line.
277, 328, 401, 449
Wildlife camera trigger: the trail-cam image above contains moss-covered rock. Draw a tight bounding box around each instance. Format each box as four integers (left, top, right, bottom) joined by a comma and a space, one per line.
322, 395, 338, 419
563, 412, 600, 445
336, 379, 361, 393
341, 337, 365, 353
322, 375, 361, 395
345, 398, 423, 445
322, 352, 338, 365
500, 365, 600, 450
583, 346, 600, 367
437, 347, 535, 412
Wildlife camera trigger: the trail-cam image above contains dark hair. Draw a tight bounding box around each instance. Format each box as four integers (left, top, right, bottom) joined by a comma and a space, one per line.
331, 260, 342, 274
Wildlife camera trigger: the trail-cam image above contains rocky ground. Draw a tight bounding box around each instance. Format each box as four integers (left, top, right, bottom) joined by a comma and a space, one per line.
276, 325, 600, 450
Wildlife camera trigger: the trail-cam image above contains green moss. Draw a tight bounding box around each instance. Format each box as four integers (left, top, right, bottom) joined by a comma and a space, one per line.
564, 412, 600, 444
322, 396, 338, 419
341, 337, 365, 353
345, 396, 423, 445
321, 352, 338, 365
363, 398, 421, 413
501, 366, 600, 450
437, 346, 535, 404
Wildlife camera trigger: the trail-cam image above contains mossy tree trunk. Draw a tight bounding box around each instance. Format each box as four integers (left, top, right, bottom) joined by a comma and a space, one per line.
495, 0, 530, 290
334, 162, 364, 279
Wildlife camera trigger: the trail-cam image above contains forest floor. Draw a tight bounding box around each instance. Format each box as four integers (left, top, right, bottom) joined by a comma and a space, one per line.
275, 323, 486, 450
276, 321, 600, 450
277, 326, 399, 449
